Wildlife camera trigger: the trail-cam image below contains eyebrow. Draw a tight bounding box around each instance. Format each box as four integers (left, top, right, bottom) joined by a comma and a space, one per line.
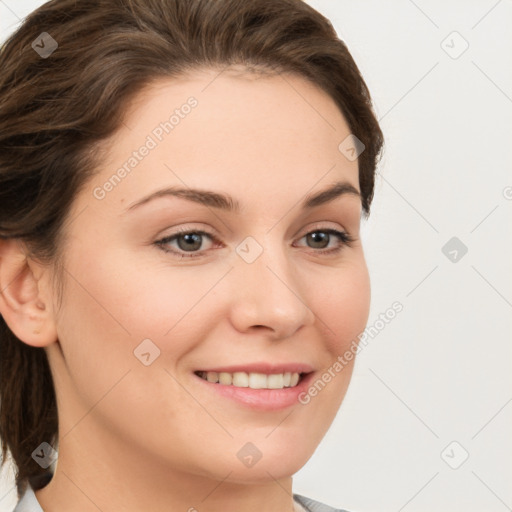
124, 180, 361, 213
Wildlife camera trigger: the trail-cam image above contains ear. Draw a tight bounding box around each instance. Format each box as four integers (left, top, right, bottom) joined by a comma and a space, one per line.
0, 238, 58, 347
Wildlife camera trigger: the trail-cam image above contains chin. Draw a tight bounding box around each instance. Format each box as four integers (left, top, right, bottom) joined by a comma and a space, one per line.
213, 460, 306, 484
202, 444, 313, 484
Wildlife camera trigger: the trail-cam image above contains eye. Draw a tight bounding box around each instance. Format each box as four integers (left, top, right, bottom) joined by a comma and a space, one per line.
155, 228, 219, 258
154, 226, 354, 259
295, 228, 354, 255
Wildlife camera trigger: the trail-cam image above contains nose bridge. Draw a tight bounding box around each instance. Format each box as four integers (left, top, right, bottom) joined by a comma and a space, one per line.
228, 234, 315, 337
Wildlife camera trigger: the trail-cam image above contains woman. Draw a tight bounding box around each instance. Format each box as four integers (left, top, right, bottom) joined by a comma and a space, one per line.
0, 0, 383, 510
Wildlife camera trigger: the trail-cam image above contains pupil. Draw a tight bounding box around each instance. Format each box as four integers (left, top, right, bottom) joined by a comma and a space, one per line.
179, 233, 201, 251
308, 232, 328, 248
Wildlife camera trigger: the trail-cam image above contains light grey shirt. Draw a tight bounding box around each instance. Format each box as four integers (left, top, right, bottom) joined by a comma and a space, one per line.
13, 481, 349, 512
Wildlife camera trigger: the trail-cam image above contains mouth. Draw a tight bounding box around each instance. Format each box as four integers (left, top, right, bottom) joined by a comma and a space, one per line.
192, 363, 315, 410
194, 370, 308, 390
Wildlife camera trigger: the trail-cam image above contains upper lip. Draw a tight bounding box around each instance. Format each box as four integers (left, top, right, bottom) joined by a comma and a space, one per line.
195, 363, 314, 374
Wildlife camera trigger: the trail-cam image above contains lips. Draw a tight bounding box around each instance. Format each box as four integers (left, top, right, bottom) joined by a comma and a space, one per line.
193, 367, 317, 411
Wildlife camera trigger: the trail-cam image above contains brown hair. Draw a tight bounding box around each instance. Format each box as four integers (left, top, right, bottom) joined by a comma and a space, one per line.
0, 0, 383, 499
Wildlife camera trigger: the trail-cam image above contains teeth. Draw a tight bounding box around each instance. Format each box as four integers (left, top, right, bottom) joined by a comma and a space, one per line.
206, 371, 219, 383
232, 372, 249, 387
219, 372, 232, 385
198, 371, 302, 389
267, 374, 284, 389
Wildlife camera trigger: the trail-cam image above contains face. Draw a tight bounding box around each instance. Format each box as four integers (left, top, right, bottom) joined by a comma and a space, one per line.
45, 68, 370, 483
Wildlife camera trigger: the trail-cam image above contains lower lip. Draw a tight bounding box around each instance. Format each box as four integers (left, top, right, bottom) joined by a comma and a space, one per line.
193, 372, 315, 411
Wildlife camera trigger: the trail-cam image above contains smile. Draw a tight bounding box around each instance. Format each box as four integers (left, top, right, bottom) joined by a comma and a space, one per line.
195, 370, 303, 389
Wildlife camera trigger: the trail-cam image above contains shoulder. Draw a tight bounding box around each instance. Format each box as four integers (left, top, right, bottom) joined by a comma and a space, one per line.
293, 493, 353, 512
14, 486, 350, 512
12, 474, 50, 512
12, 487, 44, 512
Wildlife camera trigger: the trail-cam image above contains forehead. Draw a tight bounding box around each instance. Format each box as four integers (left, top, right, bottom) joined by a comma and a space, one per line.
82, 69, 359, 215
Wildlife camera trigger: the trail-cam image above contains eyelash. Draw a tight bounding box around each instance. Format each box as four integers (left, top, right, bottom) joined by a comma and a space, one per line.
154, 226, 355, 259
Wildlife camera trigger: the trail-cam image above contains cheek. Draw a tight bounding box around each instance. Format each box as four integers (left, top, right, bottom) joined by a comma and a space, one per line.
52, 246, 209, 436
57, 246, 228, 387
313, 259, 371, 355
53, 263, 137, 408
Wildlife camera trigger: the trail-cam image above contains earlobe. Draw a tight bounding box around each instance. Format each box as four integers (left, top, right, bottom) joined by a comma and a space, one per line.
0, 238, 58, 347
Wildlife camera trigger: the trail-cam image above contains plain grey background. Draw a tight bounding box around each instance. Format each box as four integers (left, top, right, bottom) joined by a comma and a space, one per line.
1, 1, 511, 511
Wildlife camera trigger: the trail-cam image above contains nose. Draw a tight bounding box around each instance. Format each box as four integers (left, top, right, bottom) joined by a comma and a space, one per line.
227, 242, 316, 340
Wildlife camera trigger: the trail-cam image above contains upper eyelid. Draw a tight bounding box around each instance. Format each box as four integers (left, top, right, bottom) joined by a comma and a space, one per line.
156, 224, 352, 252
160, 220, 349, 239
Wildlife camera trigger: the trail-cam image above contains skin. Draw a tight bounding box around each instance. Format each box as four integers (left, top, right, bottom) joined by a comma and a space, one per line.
0, 68, 370, 512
